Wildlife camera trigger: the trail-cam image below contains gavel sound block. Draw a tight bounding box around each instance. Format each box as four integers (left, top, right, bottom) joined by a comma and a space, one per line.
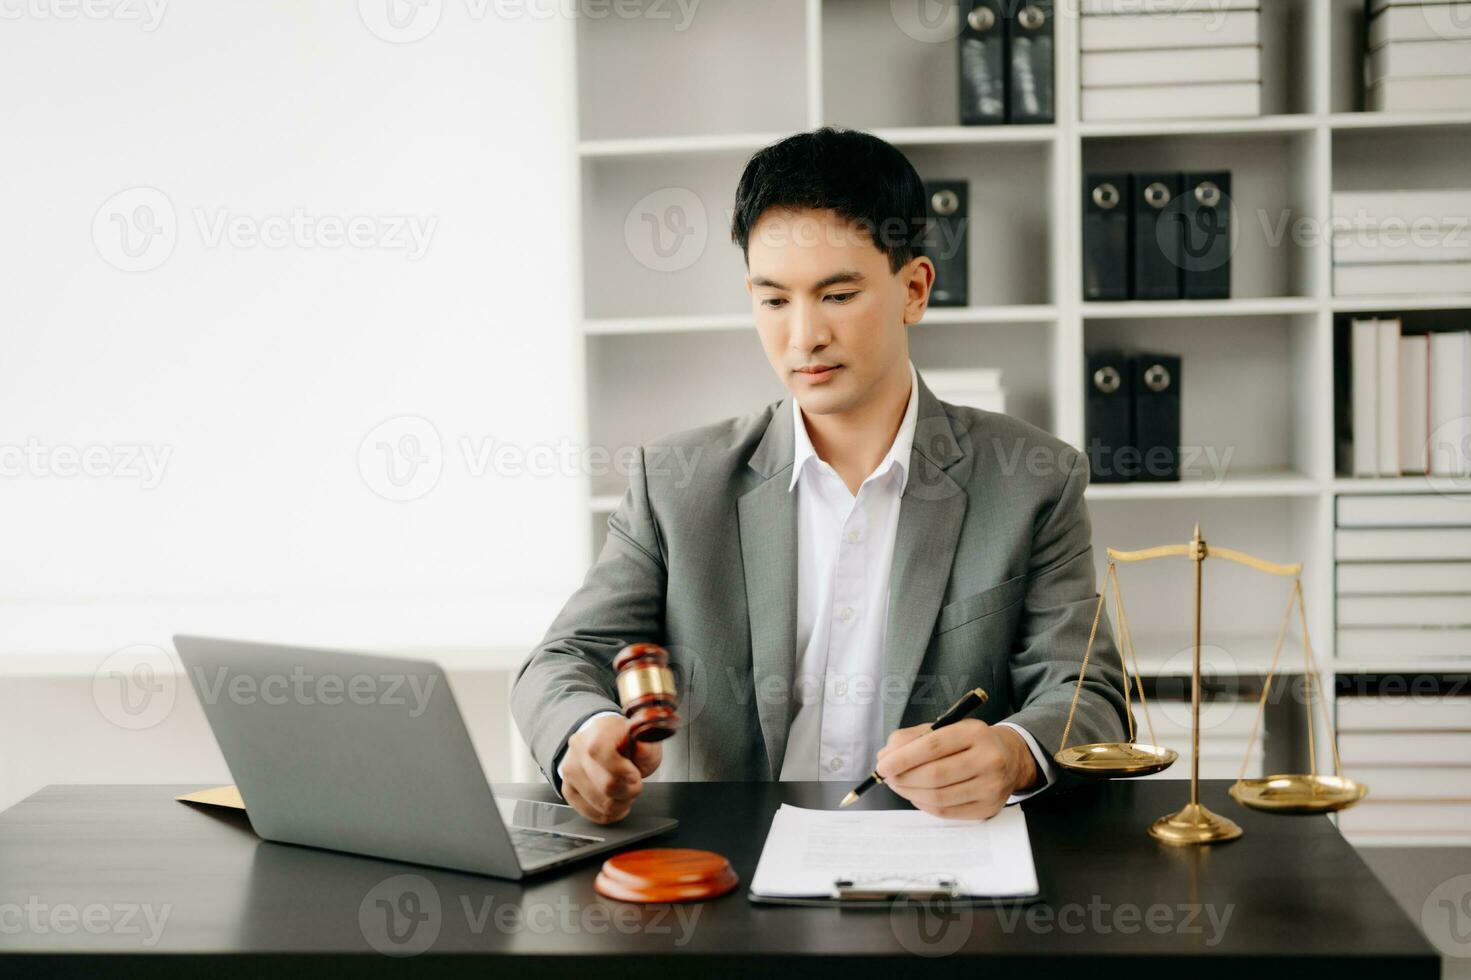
593, 642, 739, 904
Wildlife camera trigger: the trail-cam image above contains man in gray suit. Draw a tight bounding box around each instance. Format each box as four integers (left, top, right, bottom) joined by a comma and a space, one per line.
514, 127, 1127, 825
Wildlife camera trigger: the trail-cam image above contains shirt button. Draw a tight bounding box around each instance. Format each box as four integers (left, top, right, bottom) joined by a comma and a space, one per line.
829, 756, 843, 772
839, 606, 855, 622
846, 529, 861, 543
834, 679, 848, 698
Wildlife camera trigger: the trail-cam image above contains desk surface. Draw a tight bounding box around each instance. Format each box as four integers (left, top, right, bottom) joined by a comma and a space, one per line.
0, 780, 1438, 978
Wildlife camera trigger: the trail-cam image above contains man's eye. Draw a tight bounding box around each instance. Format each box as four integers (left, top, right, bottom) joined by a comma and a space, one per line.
761, 298, 787, 308
826, 292, 856, 303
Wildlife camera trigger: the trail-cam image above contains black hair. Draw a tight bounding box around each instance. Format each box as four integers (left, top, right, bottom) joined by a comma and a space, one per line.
729, 126, 928, 276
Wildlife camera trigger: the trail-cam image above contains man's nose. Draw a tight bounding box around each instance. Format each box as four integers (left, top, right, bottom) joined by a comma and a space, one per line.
788, 300, 828, 350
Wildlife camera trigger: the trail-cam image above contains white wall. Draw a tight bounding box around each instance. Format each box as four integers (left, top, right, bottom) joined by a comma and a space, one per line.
0, 1, 582, 807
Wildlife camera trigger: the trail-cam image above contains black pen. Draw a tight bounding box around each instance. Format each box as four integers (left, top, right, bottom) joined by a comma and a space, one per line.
839, 686, 989, 808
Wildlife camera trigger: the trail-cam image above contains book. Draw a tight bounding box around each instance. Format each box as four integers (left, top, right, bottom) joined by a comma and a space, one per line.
1429, 332, 1471, 476
1338, 561, 1471, 593
1080, 10, 1259, 50
1368, 39, 1471, 83
1081, 0, 1258, 11
1339, 732, 1471, 766
1081, 81, 1261, 121
1399, 334, 1430, 474
1369, 3, 1471, 48
1334, 226, 1471, 265
1338, 493, 1471, 526
1080, 45, 1260, 87
1369, 77, 1471, 112
1337, 527, 1471, 560
1352, 318, 1379, 477
1337, 627, 1471, 659
1338, 595, 1471, 628
1332, 189, 1471, 226
1334, 262, 1471, 295
1377, 319, 1401, 476
1338, 695, 1471, 730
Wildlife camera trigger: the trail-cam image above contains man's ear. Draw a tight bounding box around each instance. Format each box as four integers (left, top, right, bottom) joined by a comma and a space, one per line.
901, 255, 935, 325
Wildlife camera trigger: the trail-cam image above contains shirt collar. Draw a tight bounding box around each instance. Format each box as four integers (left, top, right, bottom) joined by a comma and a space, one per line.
789, 360, 919, 494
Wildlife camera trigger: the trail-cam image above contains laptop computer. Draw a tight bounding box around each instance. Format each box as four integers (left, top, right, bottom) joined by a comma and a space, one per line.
173, 634, 676, 878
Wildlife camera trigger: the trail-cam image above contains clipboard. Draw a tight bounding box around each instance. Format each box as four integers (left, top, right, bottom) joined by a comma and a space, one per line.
746, 804, 1042, 907
748, 874, 1043, 908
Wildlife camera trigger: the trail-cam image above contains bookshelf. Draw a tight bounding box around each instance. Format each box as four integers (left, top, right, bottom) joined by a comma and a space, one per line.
570, 0, 1471, 844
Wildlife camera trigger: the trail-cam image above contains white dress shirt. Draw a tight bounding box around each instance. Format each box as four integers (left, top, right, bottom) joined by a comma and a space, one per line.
559, 360, 1053, 804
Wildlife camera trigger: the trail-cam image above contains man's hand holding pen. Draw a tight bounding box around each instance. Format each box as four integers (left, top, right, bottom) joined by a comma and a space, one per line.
873, 720, 1041, 821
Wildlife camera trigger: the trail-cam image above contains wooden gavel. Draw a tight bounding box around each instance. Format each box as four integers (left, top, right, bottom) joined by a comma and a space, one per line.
612, 642, 681, 759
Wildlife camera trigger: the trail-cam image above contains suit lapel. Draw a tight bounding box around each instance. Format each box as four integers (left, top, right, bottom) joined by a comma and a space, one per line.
884, 376, 968, 733
739, 395, 798, 779
738, 373, 969, 772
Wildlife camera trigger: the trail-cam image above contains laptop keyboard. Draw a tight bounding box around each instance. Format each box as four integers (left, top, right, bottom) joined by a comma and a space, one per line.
510, 826, 602, 861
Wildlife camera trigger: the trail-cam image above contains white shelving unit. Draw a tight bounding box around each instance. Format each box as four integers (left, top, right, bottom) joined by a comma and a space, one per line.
570, 0, 1471, 841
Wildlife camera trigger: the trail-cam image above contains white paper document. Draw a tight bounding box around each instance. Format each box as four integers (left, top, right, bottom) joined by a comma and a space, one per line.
749, 804, 1040, 899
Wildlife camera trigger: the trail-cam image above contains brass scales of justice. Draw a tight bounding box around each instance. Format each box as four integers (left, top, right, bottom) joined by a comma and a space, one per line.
1053, 523, 1368, 845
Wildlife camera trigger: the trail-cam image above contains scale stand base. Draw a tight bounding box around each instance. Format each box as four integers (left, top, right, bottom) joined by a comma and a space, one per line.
1148, 802, 1243, 846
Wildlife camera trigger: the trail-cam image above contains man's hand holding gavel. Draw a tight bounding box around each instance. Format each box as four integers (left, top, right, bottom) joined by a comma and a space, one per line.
560, 714, 664, 825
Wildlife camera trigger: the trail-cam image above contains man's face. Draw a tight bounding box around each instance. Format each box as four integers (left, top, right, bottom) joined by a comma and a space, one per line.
745, 207, 931, 418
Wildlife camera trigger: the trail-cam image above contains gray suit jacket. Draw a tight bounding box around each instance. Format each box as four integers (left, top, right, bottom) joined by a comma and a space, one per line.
512, 370, 1129, 792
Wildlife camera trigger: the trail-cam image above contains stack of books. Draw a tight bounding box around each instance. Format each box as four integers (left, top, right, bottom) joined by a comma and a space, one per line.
1365, 0, 1471, 113
1133, 695, 1265, 781
1332, 189, 1471, 297
1336, 493, 1471, 662
1078, 0, 1262, 122
1341, 317, 1471, 477
1335, 689, 1471, 842
923, 368, 1006, 414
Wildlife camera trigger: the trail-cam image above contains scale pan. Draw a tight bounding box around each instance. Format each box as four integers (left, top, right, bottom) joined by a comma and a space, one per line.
1053, 742, 1178, 778
1229, 774, 1367, 813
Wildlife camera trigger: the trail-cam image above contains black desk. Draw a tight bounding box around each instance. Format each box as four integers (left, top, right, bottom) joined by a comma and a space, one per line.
0, 780, 1437, 978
